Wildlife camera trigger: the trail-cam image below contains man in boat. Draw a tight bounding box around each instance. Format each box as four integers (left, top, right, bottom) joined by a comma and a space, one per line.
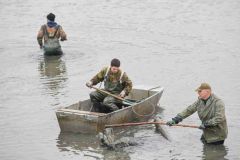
86, 58, 132, 113
166, 83, 228, 145
37, 13, 67, 55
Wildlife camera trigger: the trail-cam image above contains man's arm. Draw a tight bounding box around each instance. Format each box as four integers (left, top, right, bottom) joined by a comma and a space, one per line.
167, 100, 199, 126
121, 72, 132, 96
37, 26, 44, 48
59, 26, 67, 41
177, 100, 199, 119
90, 67, 107, 85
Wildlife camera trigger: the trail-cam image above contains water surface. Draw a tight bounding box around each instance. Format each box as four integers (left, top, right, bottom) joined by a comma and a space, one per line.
0, 0, 240, 159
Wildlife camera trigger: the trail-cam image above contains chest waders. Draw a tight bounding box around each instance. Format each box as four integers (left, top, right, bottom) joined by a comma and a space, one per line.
103, 66, 125, 94
43, 25, 62, 55
90, 67, 125, 113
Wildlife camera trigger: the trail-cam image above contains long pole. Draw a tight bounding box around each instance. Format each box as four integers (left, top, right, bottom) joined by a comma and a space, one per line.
92, 86, 125, 101
91, 86, 134, 105
105, 121, 199, 128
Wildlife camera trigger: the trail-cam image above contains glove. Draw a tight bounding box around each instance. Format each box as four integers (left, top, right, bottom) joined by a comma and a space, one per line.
199, 124, 206, 130
60, 38, 67, 41
199, 122, 211, 130
166, 120, 176, 126
166, 116, 183, 126
86, 81, 93, 88
119, 90, 126, 98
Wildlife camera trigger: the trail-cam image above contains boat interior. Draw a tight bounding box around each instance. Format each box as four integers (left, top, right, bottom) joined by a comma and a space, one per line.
57, 87, 162, 116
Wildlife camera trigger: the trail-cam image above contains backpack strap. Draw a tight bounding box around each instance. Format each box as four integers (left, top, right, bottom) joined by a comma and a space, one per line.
53, 25, 60, 38
103, 66, 124, 83
43, 25, 59, 38
104, 66, 110, 82
119, 70, 124, 84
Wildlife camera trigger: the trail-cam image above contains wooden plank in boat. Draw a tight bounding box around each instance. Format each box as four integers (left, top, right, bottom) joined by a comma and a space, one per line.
59, 109, 106, 116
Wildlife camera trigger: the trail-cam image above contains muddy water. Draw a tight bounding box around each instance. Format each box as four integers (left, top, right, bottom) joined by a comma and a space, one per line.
0, 0, 240, 159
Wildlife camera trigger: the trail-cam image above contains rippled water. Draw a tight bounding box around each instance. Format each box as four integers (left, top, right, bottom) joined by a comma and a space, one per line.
0, 0, 240, 159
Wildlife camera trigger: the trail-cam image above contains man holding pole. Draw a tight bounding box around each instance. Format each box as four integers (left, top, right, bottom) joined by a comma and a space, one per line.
86, 58, 132, 113
166, 83, 228, 145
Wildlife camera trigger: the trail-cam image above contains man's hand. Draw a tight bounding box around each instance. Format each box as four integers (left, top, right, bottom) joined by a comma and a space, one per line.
40, 45, 43, 49
86, 81, 93, 88
166, 116, 182, 126
166, 120, 176, 126
60, 38, 67, 41
119, 90, 126, 98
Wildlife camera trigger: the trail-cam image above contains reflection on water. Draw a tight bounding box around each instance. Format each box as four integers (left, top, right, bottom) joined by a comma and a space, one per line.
56, 132, 102, 159
38, 55, 68, 96
57, 132, 99, 151
56, 132, 131, 160
202, 144, 228, 160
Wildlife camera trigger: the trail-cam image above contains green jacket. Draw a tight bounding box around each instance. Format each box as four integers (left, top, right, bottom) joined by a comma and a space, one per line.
177, 94, 228, 143
91, 67, 132, 95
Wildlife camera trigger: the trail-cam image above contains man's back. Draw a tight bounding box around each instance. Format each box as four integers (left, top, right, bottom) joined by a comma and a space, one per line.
37, 13, 67, 55
37, 24, 67, 42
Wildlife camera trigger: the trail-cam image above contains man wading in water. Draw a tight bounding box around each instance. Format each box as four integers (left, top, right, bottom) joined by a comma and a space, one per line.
86, 58, 132, 113
37, 13, 67, 55
167, 83, 228, 145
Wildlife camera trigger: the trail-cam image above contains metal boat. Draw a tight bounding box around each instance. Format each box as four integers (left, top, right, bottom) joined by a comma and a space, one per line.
56, 86, 164, 134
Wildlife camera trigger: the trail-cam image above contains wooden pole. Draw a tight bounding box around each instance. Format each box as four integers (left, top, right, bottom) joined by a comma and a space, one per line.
92, 86, 125, 101
105, 121, 199, 129
91, 86, 133, 105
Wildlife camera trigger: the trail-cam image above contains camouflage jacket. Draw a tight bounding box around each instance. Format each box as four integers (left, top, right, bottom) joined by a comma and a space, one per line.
37, 24, 67, 46
91, 67, 132, 95
177, 94, 228, 143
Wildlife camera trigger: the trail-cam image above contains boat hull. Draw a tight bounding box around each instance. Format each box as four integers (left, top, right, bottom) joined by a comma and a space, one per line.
56, 86, 164, 134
